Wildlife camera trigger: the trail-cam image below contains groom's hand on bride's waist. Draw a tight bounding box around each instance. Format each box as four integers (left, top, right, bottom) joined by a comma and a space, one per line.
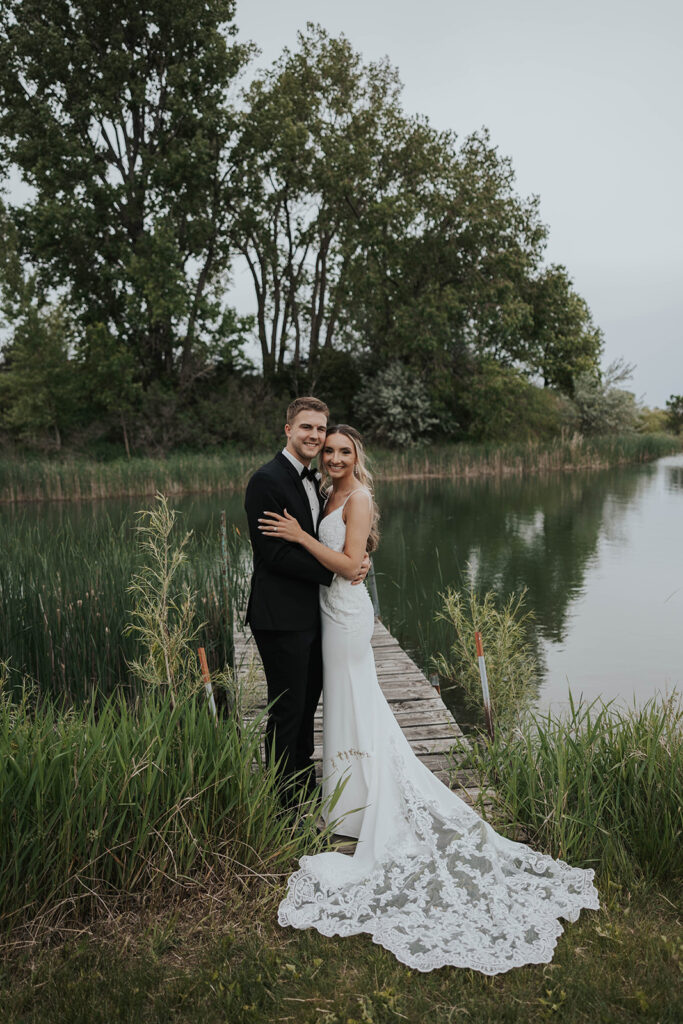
351, 553, 370, 585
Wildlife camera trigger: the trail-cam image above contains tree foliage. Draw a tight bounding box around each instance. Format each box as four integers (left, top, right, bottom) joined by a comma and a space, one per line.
0, 213, 78, 447
456, 359, 573, 442
0, 14, 608, 451
665, 395, 683, 435
0, 0, 252, 391
521, 265, 603, 393
231, 24, 411, 377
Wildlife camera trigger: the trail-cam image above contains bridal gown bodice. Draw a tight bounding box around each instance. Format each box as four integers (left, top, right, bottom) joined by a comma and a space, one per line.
317, 497, 374, 626
278, 491, 599, 975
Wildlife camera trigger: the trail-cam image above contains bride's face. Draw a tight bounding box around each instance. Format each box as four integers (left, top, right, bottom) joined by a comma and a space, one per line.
322, 433, 356, 484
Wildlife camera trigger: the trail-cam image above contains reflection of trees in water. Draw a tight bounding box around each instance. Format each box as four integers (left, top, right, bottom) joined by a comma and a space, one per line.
666, 466, 683, 491
375, 465, 650, 663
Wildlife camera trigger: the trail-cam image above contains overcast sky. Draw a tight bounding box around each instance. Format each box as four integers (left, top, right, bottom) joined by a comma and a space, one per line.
233, 0, 682, 407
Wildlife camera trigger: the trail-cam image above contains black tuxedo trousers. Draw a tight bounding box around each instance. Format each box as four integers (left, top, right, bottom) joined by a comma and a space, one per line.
244, 454, 333, 802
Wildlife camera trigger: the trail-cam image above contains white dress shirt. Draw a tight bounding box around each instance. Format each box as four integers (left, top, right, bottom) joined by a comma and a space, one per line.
281, 448, 320, 528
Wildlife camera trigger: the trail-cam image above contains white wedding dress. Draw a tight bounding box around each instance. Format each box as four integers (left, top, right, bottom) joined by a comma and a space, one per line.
278, 490, 599, 974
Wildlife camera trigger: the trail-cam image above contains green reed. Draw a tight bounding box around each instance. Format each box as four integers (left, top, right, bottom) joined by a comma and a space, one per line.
0, 449, 267, 504
0, 685, 327, 934
372, 432, 678, 481
0, 509, 250, 702
462, 692, 683, 885
0, 434, 676, 504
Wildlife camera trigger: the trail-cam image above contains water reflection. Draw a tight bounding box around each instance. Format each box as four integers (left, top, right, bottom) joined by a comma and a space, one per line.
374, 464, 649, 647
666, 465, 683, 491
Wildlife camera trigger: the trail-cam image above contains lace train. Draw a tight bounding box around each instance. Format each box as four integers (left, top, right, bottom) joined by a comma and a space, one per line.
279, 746, 599, 974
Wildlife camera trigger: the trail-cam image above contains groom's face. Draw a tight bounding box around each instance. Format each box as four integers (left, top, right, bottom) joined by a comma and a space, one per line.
285, 410, 328, 465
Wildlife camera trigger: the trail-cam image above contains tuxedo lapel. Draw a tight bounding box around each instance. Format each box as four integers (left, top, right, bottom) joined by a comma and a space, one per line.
274, 452, 315, 534
314, 474, 324, 533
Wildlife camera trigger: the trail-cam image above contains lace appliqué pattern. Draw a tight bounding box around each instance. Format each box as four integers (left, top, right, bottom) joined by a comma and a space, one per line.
279, 740, 599, 975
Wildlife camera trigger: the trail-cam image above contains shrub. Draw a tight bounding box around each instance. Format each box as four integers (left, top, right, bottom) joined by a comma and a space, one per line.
568, 359, 640, 435
354, 362, 439, 447
637, 406, 670, 434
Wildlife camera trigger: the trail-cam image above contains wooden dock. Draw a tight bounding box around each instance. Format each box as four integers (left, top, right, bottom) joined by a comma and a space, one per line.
233, 617, 485, 811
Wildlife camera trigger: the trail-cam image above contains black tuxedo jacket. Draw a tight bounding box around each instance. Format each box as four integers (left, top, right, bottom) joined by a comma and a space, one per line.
244, 453, 334, 631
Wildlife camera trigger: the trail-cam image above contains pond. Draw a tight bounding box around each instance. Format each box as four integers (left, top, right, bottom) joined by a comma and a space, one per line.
2, 454, 681, 721
372, 454, 683, 718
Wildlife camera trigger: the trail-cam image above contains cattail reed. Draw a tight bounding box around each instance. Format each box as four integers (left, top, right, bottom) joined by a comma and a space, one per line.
0, 435, 676, 505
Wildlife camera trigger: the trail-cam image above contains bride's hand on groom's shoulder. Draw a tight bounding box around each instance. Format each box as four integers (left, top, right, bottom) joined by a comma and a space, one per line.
351, 552, 371, 586
258, 509, 303, 544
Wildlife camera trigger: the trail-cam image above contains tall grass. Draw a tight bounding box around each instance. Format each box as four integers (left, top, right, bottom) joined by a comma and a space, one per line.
0, 685, 327, 936
433, 582, 538, 726
0, 505, 250, 702
462, 693, 683, 885
0, 497, 331, 940
373, 432, 678, 481
0, 434, 677, 503
0, 449, 266, 504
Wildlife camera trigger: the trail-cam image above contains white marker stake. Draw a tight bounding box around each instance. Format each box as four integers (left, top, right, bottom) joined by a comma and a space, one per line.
474, 631, 495, 741
198, 647, 218, 723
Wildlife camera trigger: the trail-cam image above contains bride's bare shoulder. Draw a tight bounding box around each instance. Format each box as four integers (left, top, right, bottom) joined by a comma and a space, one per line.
343, 488, 373, 519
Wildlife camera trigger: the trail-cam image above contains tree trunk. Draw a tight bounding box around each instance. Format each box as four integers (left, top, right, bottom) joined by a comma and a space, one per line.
121, 413, 131, 459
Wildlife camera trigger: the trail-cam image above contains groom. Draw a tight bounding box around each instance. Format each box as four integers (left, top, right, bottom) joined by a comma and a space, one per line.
244, 396, 369, 806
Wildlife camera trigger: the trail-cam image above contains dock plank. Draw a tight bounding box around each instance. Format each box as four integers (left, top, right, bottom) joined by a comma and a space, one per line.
234, 615, 486, 822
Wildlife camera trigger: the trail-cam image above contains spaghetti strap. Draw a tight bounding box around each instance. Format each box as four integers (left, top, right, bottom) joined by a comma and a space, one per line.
341, 487, 371, 510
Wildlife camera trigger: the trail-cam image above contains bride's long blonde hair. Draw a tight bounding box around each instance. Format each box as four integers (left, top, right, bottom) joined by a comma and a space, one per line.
322, 424, 380, 553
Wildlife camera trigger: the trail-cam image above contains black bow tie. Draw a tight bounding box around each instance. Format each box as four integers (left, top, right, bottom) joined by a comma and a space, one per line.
300, 466, 317, 482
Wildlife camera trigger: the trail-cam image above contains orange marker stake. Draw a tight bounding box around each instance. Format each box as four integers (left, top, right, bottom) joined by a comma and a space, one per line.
198, 647, 218, 723
474, 631, 495, 741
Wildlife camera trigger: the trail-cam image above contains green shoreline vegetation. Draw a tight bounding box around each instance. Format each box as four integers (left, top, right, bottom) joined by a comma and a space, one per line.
1, 499, 681, 1022
0, 433, 678, 504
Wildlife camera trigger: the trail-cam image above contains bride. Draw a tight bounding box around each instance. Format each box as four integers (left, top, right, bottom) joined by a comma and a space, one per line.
258, 424, 599, 975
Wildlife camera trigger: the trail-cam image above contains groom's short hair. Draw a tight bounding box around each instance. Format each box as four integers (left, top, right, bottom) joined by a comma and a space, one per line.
286, 396, 329, 424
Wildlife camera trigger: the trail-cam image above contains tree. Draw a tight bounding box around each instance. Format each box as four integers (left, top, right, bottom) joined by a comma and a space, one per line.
520, 265, 603, 393
0, 210, 78, 447
665, 395, 683, 434
570, 359, 640, 435
343, 150, 604, 417
78, 324, 142, 456
339, 127, 552, 428
455, 359, 571, 442
231, 23, 410, 378
0, 0, 251, 392
235, 24, 585, 419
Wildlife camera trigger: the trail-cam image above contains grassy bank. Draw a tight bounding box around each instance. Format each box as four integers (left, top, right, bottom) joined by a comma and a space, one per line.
1, 884, 680, 1024
0, 687, 325, 940
0, 433, 677, 504
1, 684, 681, 1021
